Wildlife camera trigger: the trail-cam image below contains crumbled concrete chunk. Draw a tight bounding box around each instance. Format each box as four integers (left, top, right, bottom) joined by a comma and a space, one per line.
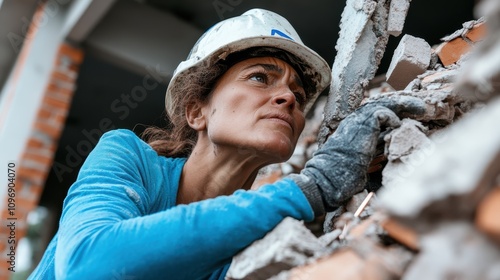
226, 217, 325, 280
387, 0, 411, 37
383, 118, 429, 162
440, 18, 485, 42
403, 222, 500, 280
318, 229, 342, 247
378, 97, 500, 223
381, 118, 431, 188
420, 69, 459, 89
386, 35, 431, 90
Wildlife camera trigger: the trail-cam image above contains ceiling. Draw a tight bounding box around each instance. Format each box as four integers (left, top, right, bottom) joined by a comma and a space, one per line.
39, 0, 477, 217
145, 0, 477, 70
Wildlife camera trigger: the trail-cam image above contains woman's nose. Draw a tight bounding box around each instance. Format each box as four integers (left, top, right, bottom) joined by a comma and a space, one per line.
271, 87, 296, 111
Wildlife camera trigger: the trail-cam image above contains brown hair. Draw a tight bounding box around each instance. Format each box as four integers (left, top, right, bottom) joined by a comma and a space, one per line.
142, 47, 313, 158
141, 62, 227, 157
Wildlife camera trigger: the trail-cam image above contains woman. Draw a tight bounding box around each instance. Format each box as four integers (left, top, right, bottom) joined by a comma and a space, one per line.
29, 8, 424, 280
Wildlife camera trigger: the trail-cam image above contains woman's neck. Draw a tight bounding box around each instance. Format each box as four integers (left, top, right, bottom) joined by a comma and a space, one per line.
176, 141, 268, 205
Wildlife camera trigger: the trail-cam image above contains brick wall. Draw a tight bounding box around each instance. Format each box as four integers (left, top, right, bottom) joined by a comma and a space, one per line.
0, 43, 83, 279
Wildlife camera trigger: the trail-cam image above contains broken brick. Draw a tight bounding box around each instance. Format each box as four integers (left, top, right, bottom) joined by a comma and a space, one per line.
466, 22, 487, 43
381, 218, 420, 251
435, 37, 471, 66
475, 186, 500, 244
435, 20, 486, 67
288, 249, 366, 280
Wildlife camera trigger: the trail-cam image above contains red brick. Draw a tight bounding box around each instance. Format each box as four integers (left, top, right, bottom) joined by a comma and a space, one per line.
16, 197, 38, 212
466, 22, 487, 43
476, 186, 500, 244
59, 43, 85, 63
51, 71, 76, 83
17, 166, 46, 184
381, 218, 420, 251
47, 89, 73, 102
34, 122, 61, 140
37, 106, 52, 119
46, 83, 74, 96
43, 95, 70, 111
23, 150, 53, 167
435, 37, 471, 66
26, 138, 45, 149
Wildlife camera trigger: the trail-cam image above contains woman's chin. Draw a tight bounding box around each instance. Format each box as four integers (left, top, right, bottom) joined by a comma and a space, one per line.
258, 137, 296, 162
222, 133, 297, 163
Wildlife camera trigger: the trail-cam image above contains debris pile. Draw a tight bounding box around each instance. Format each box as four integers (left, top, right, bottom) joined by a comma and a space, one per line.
233, 0, 500, 279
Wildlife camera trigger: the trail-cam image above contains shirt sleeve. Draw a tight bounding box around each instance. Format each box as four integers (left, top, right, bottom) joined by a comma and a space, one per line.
54, 129, 314, 280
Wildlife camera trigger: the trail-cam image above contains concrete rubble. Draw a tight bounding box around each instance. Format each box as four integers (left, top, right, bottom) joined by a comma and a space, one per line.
318, 0, 395, 143
229, 0, 500, 279
386, 35, 431, 90
227, 218, 327, 280
387, 0, 411, 37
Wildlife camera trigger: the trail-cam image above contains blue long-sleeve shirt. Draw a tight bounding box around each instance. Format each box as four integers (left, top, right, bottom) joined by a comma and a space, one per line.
29, 129, 314, 279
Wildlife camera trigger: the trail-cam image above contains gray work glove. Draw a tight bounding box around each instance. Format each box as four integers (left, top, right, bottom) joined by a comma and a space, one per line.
289, 96, 426, 216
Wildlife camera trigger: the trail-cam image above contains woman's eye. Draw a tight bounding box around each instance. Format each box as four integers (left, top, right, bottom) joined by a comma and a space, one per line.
249, 73, 267, 83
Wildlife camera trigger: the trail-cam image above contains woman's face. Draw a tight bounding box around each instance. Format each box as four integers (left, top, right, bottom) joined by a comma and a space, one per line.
199, 56, 307, 163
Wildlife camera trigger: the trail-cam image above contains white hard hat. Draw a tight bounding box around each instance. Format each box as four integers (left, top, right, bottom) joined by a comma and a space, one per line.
165, 8, 331, 116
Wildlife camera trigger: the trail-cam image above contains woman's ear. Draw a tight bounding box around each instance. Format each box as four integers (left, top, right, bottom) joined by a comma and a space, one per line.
186, 102, 207, 131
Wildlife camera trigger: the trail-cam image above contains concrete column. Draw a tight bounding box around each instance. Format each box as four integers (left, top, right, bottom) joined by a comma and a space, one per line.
0, 1, 84, 277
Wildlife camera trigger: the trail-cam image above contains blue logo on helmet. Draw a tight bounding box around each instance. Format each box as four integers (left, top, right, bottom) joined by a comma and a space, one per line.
271, 29, 294, 41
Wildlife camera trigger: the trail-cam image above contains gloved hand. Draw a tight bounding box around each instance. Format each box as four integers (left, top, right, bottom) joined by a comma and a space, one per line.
288, 95, 426, 216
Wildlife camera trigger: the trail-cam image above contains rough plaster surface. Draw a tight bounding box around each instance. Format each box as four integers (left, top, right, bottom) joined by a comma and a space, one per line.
386, 35, 431, 90
387, 0, 411, 36
378, 96, 500, 220
226, 217, 324, 280
319, 0, 391, 143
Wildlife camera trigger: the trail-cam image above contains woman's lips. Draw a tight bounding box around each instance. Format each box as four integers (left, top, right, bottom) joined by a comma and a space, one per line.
263, 112, 294, 132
